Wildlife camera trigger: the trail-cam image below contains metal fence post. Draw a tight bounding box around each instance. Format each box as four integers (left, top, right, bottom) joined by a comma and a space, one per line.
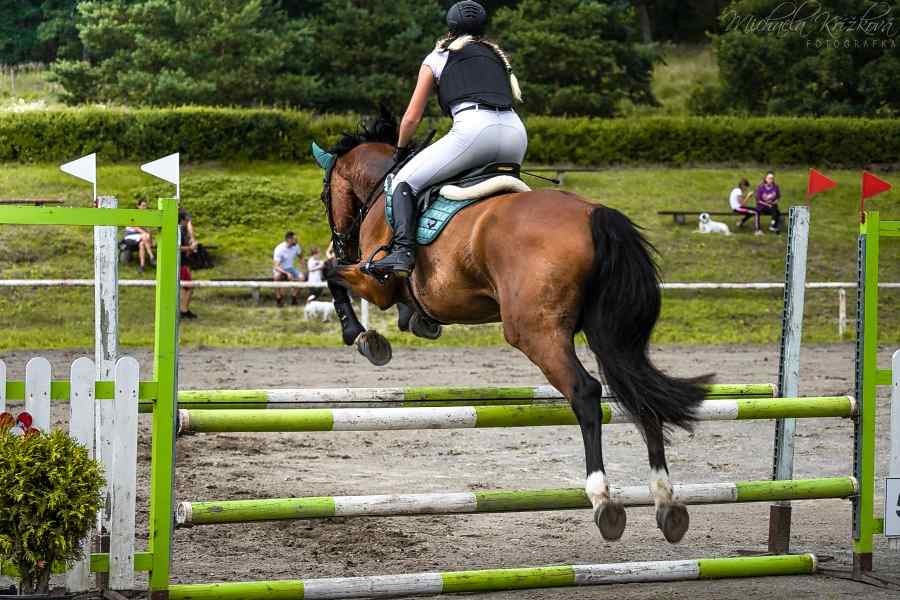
838, 288, 847, 338
767, 206, 810, 554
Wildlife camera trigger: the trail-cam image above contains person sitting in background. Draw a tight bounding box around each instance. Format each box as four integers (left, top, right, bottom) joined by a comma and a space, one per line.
273, 231, 304, 307
755, 171, 783, 233
124, 199, 156, 271
307, 247, 324, 284
179, 209, 198, 320
730, 178, 761, 235
307, 246, 325, 299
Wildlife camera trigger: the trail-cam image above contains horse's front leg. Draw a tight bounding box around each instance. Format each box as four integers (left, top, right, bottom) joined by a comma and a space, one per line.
326, 264, 398, 366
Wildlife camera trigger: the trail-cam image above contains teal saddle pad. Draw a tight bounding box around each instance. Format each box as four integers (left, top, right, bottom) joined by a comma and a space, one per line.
386, 194, 483, 246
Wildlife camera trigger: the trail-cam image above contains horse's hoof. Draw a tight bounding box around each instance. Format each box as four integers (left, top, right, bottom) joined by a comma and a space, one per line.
409, 312, 442, 340
356, 330, 392, 366
593, 502, 626, 541
657, 503, 689, 544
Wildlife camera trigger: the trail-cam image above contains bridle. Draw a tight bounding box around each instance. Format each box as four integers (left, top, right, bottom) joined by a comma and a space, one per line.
319, 158, 393, 265
319, 131, 435, 265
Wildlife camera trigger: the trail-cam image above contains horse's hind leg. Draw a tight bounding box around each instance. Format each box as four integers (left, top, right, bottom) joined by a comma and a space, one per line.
397, 301, 442, 340
502, 324, 626, 541
572, 361, 627, 541
642, 418, 689, 543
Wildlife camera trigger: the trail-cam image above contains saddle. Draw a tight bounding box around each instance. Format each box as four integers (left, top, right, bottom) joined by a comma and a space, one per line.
386, 162, 531, 246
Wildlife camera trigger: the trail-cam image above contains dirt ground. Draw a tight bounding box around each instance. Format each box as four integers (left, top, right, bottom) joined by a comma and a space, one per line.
3, 343, 899, 599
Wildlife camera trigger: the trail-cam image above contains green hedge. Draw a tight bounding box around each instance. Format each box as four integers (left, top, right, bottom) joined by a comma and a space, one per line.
1, 108, 898, 166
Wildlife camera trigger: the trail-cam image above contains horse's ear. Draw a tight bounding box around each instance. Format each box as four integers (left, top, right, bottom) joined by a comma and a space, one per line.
311, 141, 336, 170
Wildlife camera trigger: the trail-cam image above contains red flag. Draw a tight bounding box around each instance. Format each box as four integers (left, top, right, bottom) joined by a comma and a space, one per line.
862, 171, 892, 199
860, 171, 893, 223
806, 168, 837, 199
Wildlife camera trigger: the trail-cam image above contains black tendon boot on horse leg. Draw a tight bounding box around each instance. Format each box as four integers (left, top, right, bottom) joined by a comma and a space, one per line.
327, 279, 392, 366
370, 181, 416, 277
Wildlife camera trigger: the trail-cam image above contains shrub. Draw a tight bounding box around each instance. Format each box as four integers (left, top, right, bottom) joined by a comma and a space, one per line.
0, 428, 104, 594
686, 81, 727, 116
1, 108, 899, 166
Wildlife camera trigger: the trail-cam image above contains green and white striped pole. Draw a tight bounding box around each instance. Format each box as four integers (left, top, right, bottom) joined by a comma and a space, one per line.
168, 554, 817, 599
177, 396, 855, 434
176, 476, 856, 527
168, 382, 775, 409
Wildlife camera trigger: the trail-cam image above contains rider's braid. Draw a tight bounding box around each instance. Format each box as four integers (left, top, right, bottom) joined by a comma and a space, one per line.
437, 34, 523, 102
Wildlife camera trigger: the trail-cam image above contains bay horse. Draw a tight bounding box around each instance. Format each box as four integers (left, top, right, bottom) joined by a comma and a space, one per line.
312, 110, 712, 544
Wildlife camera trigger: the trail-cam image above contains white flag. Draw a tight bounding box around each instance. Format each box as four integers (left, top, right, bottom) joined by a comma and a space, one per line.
140, 153, 179, 187
60, 153, 96, 184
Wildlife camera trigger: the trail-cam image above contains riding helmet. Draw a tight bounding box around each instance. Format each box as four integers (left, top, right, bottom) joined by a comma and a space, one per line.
447, 1, 487, 35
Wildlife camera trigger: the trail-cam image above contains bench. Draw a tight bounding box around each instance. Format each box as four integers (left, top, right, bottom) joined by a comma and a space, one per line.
0, 198, 64, 206
658, 210, 734, 225
195, 279, 331, 305
118, 238, 219, 266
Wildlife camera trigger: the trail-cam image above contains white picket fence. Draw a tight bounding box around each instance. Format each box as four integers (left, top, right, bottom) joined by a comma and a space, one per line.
0, 356, 138, 592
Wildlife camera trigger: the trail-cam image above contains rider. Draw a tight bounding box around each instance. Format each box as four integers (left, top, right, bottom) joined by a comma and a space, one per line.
369, 0, 528, 277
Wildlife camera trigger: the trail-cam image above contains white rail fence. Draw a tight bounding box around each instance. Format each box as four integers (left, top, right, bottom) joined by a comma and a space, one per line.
0, 280, 369, 329
1, 280, 898, 337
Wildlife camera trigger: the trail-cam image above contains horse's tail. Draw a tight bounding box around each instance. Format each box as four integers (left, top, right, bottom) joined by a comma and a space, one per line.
581, 206, 712, 437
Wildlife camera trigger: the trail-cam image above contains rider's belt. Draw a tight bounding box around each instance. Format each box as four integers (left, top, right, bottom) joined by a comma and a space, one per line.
452, 104, 514, 116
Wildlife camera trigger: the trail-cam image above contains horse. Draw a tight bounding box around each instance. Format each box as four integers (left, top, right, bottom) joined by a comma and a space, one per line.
312, 109, 712, 544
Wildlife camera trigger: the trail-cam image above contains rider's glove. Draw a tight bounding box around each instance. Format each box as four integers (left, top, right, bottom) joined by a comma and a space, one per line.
394, 146, 411, 163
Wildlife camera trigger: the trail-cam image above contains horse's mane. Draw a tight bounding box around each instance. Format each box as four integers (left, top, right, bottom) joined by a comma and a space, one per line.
329, 105, 398, 156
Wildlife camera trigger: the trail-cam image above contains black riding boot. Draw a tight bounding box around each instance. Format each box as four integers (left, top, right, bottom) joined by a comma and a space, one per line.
370, 181, 416, 277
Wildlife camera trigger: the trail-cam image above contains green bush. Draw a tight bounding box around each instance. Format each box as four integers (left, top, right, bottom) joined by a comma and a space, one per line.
1, 107, 899, 166
0, 428, 104, 594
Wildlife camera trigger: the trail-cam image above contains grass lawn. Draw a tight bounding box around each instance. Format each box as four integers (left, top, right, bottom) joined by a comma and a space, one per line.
620, 44, 718, 116
1, 161, 897, 350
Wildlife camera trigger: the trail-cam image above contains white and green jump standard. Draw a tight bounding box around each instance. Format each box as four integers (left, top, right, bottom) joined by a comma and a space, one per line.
0, 197, 181, 600
3, 184, 898, 599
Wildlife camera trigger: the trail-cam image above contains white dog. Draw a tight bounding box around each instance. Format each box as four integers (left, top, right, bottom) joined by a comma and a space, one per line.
303, 295, 336, 322
698, 213, 731, 235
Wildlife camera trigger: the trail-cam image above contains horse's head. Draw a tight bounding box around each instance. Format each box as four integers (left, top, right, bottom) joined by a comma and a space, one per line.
312, 107, 398, 264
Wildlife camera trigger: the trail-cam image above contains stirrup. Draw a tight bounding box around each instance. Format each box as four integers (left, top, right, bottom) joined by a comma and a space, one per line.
360, 244, 393, 284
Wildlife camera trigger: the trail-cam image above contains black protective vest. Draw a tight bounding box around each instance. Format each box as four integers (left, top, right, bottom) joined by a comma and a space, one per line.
437, 42, 514, 116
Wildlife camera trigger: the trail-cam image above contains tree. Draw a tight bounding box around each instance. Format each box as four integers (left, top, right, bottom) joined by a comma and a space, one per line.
493, 0, 658, 116
51, 0, 308, 106
703, 0, 900, 116
0, 0, 80, 64
297, 0, 446, 114
632, 0, 653, 43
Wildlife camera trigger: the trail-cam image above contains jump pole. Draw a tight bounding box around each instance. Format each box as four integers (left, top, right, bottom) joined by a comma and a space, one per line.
167, 554, 818, 600
176, 396, 855, 434
176, 476, 856, 527
170, 382, 776, 409
769, 206, 810, 554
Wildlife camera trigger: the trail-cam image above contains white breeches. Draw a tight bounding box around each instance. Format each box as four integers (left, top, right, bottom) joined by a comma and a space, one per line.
394, 107, 528, 194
